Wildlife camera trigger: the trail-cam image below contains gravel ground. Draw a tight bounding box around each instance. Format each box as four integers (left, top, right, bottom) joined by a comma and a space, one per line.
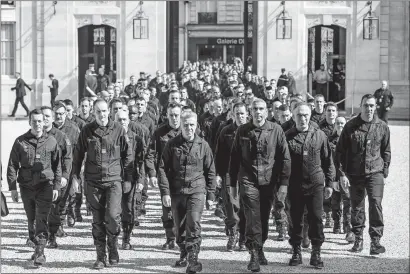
1, 120, 409, 273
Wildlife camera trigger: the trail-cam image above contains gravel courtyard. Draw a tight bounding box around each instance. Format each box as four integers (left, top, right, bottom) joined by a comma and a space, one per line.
1, 120, 409, 273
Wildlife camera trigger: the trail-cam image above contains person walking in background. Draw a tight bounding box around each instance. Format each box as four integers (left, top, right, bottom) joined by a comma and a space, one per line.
9, 72, 31, 117
48, 74, 59, 108
373, 80, 394, 124
313, 64, 330, 101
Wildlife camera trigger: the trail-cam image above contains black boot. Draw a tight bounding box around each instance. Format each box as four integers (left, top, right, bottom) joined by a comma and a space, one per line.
186, 245, 202, 274
333, 220, 341, 234
238, 234, 246, 252
175, 245, 188, 267
310, 245, 324, 269
33, 238, 47, 267
107, 235, 119, 266
350, 237, 363, 253
121, 223, 133, 250
75, 210, 83, 222
227, 228, 239, 252
370, 238, 386, 255
289, 244, 302, 266
162, 238, 176, 250
258, 246, 268, 265
247, 249, 260, 272
47, 233, 58, 249
56, 225, 68, 237
86, 203, 92, 216
93, 244, 107, 269
276, 223, 286, 241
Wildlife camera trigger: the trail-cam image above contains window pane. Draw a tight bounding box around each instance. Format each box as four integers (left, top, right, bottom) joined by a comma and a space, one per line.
1, 41, 14, 58
1, 58, 14, 75
1, 23, 14, 41
0, 23, 15, 75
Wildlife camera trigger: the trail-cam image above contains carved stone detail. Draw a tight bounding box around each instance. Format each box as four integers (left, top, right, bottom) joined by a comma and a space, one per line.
332, 16, 347, 28
306, 16, 322, 28
101, 16, 117, 28
76, 16, 93, 28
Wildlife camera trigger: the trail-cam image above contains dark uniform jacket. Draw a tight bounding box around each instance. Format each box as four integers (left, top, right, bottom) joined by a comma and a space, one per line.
135, 113, 155, 137
285, 125, 335, 190
50, 79, 59, 96
328, 131, 344, 191
277, 74, 289, 88
146, 123, 181, 178
11, 78, 31, 98
47, 127, 72, 180
158, 134, 216, 201
281, 118, 318, 133
374, 88, 394, 110
70, 115, 87, 131
97, 74, 110, 93
215, 122, 238, 181
214, 119, 233, 148
78, 113, 96, 124
72, 120, 134, 184
319, 119, 335, 137
335, 115, 391, 178
229, 120, 291, 188
310, 109, 325, 124
7, 131, 62, 191
128, 121, 150, 151
124, 84, 138, 98
126, 130, 145, 185
202, 114, 215, 144
53, 119, 80, 150
210, 111, 229, 152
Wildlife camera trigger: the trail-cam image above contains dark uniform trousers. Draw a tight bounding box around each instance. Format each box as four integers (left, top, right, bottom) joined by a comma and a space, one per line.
331, 186, 351, 231
272, 191, 289, 226
349, 172, 384, 240
221, 181, 245, 235
86, 181, 123, 245
11, 97, 30, 116
48, 185, 70, 233
171, 192, 205, 252
376, 109, 389, 124
240, 183, 275, 249
162, 204, 175, 240
121, 182, 136, 224
289, 184, 325, 247
20, 183, 54, 241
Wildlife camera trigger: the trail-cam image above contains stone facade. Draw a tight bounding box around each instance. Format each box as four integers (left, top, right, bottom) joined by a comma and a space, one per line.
1, 1, 166, 115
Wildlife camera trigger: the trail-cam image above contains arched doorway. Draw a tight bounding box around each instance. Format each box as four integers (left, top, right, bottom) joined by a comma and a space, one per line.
307, 24, 346, 110
78, 24, 117, 100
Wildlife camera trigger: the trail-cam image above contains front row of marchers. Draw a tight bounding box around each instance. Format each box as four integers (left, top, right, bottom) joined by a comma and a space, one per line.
4, 94, 390, 273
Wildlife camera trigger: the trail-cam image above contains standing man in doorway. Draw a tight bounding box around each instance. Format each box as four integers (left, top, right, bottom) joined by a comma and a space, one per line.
9, 72, 32, 117
48, 74, 59, 108
373, 81, 394, 124
313, 64, 330, 101
85, 65, 98, 99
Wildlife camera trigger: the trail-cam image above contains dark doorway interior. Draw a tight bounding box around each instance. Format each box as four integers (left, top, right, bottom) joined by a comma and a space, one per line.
308, 24, 346, 110
78, 25, 117, 100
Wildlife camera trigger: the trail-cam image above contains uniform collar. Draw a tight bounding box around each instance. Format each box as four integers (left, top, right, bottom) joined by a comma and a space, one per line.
355, 114, 381, 125
179, 133, 202, 144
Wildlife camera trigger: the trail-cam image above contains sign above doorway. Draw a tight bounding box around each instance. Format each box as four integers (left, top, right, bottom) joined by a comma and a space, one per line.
208, 38, 245, 45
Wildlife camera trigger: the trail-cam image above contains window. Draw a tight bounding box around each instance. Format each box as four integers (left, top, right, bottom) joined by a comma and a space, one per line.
1, 1, 15, 8
197, 1, 217, 25
1, 23, 15, 76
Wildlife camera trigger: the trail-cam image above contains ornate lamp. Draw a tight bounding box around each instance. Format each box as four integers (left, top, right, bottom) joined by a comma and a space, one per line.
276, 1, 292, 39
133, 1, 149, 39
363, 1, 379, 40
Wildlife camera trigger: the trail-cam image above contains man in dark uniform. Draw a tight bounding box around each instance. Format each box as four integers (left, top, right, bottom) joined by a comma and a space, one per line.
158, 111, 216, 274
52, 102, 81, 227
277, 68, 289, 89
286, 102, 335, 269
48, 74, 59, 108
134, 97, 156, 136
63, 99, 86, 130
78, 97, 96, 124
124, 75, 138, 98
72, 99, 133, 269
115, 109, 145, 250
145, 103, 182, 250
7, 108, 62, 267
373, 81, 394, 124
41, 106, 72, 248
229, 99, 291, 272
319, 102, 338, 229
310, 94, 326, 124
336, 94, 391, 255
215, 101, 248, 252
9, 72, 31, 117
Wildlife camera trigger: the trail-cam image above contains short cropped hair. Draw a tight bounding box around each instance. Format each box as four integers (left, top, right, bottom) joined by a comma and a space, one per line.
314, 94, 325, 100
180, 111, 197, 122
293, 102, 312, 113
93, 98, 108, 108
233, 102, 247, 112
53, 102, 66, 111
63, 99, 74, 107
29, 108, 44, 122
360, 94, 376, 105
167, 103, 182, 111
278, 104, 290, 112
325, 101, 338, 111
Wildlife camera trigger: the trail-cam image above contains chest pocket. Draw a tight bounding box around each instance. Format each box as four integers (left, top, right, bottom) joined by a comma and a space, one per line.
20, 143, 32, 166
369, 129, 382, 157
224, 133, 235, 148
87, 138, 100, 161
160, 136, 169, 148
350, 132, 363, 154
110, 145, 121, 159
187, 145, 202, 165
288, 139, 304, 156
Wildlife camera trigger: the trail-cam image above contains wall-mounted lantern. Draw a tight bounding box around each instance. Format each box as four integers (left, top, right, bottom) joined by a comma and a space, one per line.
276, 1, 292, 39
133, 1, 149, 39
363, 1, 379, 40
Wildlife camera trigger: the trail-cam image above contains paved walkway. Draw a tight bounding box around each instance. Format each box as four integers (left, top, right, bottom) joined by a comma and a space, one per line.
1, 120, 409, 273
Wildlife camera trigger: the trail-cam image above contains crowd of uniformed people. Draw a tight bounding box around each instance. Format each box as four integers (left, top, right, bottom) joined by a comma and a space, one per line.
4, 59, 392, 273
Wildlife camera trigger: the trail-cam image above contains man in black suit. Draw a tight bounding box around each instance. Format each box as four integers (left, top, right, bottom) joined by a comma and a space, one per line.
9, 72, 31, 117
48, 74, 59, 107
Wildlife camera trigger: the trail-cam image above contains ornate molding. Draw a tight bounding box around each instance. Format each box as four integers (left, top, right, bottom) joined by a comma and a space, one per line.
76, 15, 93, 28
101, 16, 118, 28
308, 1, 346, 5
332, 16, 347, 28
306, 16, 322, 28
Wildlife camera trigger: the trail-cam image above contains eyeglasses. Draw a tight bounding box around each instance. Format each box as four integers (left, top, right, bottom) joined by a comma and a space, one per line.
55, 112, 65, 116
